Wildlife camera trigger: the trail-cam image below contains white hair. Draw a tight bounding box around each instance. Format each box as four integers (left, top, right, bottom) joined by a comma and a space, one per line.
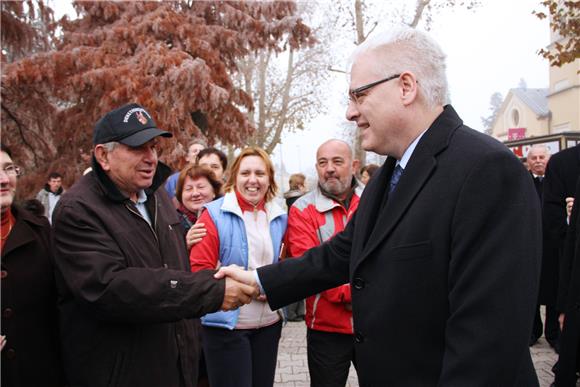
101, 141, 120, 152
350, 26, 449, 108
526, 144, 549, 158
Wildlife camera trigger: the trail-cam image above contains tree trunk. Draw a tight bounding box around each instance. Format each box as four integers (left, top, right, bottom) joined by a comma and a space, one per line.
353, 0, 367, 165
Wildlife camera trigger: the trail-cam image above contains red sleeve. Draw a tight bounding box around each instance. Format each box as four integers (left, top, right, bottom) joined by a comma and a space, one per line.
286, 204, 351, 304
286, 205, 320, 258
189, 209, 220, 272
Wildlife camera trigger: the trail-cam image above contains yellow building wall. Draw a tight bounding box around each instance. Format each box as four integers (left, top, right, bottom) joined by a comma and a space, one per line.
548, 58, 580, 133
491, 93, 549, 141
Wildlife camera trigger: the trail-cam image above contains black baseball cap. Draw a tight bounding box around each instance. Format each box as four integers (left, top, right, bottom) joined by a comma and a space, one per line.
93, 103, 172, 147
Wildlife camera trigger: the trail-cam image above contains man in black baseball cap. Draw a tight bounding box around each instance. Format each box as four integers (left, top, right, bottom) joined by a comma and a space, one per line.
51, 103, 257, 387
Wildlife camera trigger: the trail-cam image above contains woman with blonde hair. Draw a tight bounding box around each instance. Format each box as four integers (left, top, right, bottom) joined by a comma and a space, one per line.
189, 147, 287, 387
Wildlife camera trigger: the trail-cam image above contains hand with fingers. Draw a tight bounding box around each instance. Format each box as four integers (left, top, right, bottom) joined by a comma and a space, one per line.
566, 197, 574, 221
220, 277, 259, 311
215, 264, 259, 289
186, 222, 207, 250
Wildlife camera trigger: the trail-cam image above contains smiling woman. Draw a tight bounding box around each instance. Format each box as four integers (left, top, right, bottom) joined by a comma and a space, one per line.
189, 147, 288, 387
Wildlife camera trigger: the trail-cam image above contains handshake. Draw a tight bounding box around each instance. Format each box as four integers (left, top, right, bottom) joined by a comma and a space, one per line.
214, 265, 263, 311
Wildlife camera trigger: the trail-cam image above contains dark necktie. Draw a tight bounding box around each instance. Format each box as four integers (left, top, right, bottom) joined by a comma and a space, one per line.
389, 165, 403, 193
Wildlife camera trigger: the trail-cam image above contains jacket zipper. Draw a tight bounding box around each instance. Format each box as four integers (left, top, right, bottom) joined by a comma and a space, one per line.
124, 197, 159, 244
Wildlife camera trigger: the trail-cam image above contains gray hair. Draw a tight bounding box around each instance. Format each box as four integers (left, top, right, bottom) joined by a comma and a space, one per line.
350, 26, 449, 108
526, 144, 549, 158
101, 141, 120, 152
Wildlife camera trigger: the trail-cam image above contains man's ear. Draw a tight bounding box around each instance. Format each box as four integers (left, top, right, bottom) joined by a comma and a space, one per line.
399, 71, 419, 106
94, 145, 111, 171
352, 158, 361, 174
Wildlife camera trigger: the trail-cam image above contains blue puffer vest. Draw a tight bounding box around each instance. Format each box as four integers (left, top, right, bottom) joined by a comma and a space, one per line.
201, 191, 287, 330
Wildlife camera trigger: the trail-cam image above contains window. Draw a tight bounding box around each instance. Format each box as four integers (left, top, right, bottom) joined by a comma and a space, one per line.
511, 108, 520, 127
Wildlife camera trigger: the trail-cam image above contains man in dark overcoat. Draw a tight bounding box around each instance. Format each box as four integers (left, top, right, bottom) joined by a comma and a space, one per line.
543, 145, 580, 351
555, 174, 580, 386
216, 26, 542, 386
527, 145, 559, 348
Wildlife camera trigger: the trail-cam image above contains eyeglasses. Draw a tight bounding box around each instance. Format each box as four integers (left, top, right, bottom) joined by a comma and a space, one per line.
1, 165, 21, 177
348, 73, 401, 104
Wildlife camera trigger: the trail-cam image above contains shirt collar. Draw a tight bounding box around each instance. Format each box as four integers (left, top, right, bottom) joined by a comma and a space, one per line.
136, 189, 148, 204
397, 128, 429, 169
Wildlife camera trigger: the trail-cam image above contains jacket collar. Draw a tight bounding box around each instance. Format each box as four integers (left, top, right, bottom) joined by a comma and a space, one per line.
314, 178, 363, 213
43, 184, 63, 195
220, 190, 286, 221
91, 155, 172, 203
2, 205, 49, 258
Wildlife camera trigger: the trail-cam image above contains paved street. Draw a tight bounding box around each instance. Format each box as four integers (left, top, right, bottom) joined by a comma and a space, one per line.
275, 320, 559, 387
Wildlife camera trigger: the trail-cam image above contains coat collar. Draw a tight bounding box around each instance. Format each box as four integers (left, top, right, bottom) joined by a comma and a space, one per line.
2, 205, 49, 258
220, 190, 286, 221
313, 178, 364, 213
42, 184, 64, 195
356, 105, 463, 265
91, 155, 172, 203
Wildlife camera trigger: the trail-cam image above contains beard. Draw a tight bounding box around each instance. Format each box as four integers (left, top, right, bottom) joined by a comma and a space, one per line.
320, 177, 349, 196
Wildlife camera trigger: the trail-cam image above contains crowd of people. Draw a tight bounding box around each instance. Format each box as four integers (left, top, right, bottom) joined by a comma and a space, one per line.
1, 25, 580, 387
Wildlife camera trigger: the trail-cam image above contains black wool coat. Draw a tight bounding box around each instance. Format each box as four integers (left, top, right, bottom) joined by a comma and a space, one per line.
542, 145, 580, 305
1, 205, 65, 387
259, 106, 541, 386
555, 175, 580, 385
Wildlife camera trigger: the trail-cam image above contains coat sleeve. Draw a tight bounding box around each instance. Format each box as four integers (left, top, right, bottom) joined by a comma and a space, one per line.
259, 210, 356, 310
53, 200, 225, 324
439, 150, 541, 385
287, 205, 351, 304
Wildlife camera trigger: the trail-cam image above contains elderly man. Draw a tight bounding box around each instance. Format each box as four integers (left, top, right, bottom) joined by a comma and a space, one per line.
52, 103, 256, 387
287, 139, 362, 386
526, 145, 559, 348
217, 27, 541, 386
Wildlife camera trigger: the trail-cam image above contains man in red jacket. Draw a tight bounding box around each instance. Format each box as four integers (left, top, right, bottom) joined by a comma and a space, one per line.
286, 139, 363, 386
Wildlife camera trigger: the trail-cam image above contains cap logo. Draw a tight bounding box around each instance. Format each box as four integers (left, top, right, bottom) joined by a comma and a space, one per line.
136, 111, 147, 125
123, 107, 151, 124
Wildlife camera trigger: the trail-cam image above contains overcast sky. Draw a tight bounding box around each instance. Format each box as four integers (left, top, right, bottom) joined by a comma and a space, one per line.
273, 0, 550, 182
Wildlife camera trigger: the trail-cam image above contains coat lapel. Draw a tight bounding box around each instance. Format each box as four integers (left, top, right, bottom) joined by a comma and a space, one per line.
354, 105, 463, 268
358, 152, 436, 263
2, 206, 46, 258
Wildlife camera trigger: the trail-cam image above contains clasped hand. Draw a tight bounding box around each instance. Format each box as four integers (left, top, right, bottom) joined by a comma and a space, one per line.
215, 265, 264, 310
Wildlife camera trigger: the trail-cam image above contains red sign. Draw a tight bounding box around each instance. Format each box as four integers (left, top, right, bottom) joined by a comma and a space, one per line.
508, 128, 526, 141
511, 145, 523, 157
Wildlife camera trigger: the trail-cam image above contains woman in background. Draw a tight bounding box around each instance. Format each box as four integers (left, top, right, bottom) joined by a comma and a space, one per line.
176, 165, 222, 249
360, 163, 379, 185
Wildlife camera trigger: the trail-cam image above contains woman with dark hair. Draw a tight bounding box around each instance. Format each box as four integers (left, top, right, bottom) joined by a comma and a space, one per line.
189, 147, 287, 387
0, 144, 65, 387
176, 165, 222, 249
360, 163, 379, 185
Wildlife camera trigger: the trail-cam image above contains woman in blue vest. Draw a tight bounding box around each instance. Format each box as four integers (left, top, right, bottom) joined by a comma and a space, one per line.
189, 147, 287, 387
